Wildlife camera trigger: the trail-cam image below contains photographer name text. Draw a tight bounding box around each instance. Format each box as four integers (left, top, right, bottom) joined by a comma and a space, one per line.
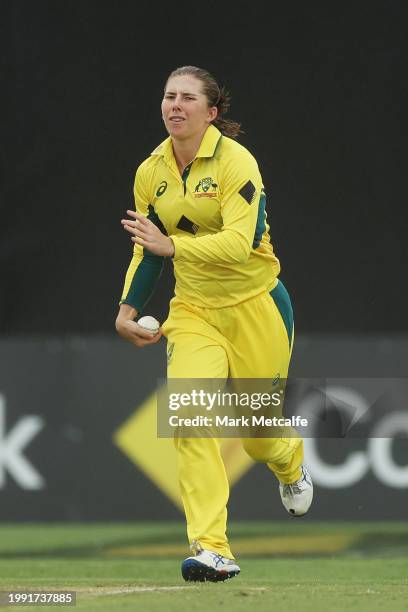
168, 415, 308, 428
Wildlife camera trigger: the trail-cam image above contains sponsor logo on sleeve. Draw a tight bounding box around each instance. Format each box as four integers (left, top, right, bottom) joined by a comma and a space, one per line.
239, 180, 256, 204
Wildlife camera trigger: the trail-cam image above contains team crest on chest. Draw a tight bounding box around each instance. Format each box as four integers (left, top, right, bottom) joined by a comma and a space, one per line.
194, 177, 218, 198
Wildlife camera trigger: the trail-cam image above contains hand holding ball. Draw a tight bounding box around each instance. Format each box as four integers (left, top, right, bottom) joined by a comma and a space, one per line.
137, 315, 160, 336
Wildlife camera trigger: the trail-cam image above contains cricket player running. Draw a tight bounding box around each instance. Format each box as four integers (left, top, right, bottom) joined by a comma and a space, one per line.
115, 66, 313, 582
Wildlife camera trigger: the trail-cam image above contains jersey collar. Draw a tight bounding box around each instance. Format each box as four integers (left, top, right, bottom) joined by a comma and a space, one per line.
151, 124, 222, 163
195, 124, 222, 158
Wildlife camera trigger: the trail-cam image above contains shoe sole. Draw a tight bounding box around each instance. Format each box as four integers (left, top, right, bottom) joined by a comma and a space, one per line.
181, 559, 240, 582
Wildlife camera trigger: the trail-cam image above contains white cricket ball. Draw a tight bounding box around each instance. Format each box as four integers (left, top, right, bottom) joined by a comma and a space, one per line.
137, 315, 160, 335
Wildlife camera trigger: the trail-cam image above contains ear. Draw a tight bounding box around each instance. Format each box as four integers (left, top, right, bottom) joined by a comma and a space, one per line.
207, 106, 218, 123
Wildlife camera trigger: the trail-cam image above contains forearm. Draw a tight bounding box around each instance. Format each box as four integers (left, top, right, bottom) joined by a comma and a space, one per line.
171, 229, 251, 265
120, 251, 164, 312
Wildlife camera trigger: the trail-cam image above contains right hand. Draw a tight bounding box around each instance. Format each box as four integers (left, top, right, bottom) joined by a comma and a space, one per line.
115, 305, 162, 348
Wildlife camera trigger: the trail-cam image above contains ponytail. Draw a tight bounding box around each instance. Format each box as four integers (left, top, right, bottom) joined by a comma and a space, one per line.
212, 86, 243, 139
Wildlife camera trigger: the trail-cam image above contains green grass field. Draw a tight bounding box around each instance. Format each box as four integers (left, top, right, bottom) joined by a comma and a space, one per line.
0, 522, 407, 611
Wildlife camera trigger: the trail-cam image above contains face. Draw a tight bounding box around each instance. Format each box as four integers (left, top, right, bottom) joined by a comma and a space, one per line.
161, 75, 218, 141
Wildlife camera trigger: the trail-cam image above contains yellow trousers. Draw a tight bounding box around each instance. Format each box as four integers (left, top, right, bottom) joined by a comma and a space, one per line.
162, 280, 303, 559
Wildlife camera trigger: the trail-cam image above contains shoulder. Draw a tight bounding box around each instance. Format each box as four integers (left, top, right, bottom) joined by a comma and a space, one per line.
216, 136, 261, 183
135, 155, 158, 178
134, 156, 162, 195
135, 135, 171, 181
216, 135, 259, 170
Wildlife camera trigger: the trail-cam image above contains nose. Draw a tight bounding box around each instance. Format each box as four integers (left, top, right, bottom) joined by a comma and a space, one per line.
172, 94, 183, 110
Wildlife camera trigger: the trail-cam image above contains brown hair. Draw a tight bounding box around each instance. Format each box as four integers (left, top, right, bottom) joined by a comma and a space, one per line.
165, 66, 243, 140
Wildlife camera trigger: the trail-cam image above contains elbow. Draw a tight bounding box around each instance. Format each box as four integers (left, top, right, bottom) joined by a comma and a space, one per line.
223, 230, 252, 263
232, 239, 252, 264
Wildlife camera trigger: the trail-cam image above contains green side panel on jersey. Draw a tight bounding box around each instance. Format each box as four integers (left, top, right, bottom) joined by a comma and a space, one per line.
147, 204, 168, 235
270, 280, 294, 348
252, 190, 267, 249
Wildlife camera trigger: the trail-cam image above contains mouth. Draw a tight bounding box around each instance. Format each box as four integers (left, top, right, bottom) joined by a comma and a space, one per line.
169, 116, 185, 123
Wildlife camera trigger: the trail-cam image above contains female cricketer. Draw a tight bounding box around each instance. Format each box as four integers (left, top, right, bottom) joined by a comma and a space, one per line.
115, 66, 313, 582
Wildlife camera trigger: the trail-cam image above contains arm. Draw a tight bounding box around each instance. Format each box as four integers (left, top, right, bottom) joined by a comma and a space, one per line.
170, 152, 262, 264
116, 164, 164, 347
119, 165, 165, 312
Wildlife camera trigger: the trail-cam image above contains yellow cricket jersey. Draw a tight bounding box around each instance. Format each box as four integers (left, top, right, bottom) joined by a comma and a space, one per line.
120, 124, 281, 311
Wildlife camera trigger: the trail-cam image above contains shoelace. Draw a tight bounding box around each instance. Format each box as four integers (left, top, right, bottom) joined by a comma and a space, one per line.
282, 469, 307, 497
282, 482, 303, 497
190, 541, 228, 568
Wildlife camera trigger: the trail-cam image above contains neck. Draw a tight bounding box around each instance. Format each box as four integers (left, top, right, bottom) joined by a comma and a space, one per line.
171, 127, 208, 173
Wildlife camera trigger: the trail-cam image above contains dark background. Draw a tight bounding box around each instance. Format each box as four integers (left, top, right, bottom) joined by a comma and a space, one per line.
2, 0, 407, 335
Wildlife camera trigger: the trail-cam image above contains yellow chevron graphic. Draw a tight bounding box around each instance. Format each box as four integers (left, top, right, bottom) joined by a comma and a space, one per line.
113, 391, 254, 509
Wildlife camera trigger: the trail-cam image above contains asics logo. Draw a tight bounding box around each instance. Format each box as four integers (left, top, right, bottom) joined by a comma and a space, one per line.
156, 181, 168, 197
210, 553, 224, 568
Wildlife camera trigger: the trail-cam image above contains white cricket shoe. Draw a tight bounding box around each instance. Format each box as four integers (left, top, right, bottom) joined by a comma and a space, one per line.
181, 549, 240, 582
279, 465, 313, 516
